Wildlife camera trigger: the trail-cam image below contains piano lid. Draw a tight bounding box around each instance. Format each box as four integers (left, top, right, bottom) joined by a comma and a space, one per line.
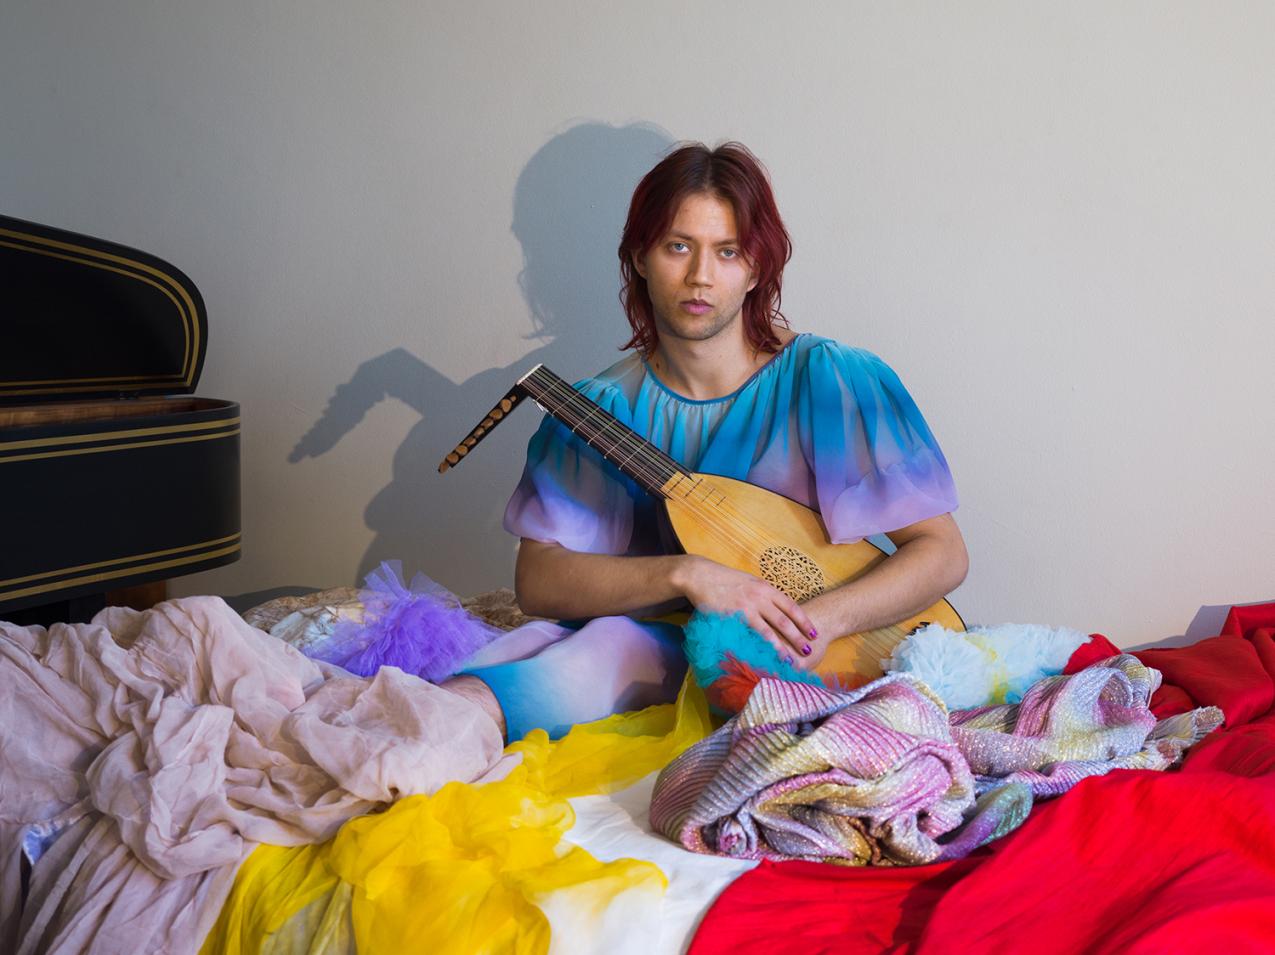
0, 214, 208, 405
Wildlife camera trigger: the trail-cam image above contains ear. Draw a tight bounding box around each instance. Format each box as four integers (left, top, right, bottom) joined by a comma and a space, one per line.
746, 269, 759, 294
631, 249, 647, 280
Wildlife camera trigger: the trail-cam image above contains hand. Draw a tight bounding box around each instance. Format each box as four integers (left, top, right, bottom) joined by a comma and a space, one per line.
677, 556, 821, 669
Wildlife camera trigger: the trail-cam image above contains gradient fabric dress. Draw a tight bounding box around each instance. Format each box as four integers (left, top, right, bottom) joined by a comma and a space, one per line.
462, 333, 960, 741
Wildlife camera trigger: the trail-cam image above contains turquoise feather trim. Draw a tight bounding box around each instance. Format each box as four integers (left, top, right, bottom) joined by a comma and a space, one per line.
683, 610, 824, 701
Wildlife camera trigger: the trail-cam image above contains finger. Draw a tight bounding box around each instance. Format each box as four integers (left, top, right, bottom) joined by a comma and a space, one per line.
775, 595, 818, 645
759, 605, 811, 657
772, 601, 820, 664
745, 614, 794, 663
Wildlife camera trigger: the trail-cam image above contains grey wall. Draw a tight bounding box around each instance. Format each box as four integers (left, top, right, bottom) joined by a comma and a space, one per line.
3, 2, 1273, 646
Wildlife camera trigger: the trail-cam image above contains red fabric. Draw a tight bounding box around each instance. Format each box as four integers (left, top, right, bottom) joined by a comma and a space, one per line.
1144, 682, 1196, 719
1221, 603, 1275, 640
689, 603, 1275, 955
1135, 636, 1275, 727
1062, 632, 1121, 674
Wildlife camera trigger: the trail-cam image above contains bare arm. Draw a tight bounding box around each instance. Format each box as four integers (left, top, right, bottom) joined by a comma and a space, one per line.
796, 512, 969, 669
514, 541, 690, 620
515, 539, 818, 658
515, 514, 965, 668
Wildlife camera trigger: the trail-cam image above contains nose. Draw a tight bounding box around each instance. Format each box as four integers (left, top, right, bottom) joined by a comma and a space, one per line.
686, 248, 713, 289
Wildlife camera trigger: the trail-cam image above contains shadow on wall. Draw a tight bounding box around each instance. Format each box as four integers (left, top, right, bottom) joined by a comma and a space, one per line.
288, 122, 674, 597
1128, 598, 1275, 651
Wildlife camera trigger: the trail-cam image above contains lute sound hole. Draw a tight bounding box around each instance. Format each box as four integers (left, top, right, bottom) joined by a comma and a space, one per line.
758, 545, 826, 602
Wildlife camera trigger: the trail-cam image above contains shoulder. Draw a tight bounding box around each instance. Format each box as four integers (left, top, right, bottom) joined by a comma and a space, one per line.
793, 333, 897, 381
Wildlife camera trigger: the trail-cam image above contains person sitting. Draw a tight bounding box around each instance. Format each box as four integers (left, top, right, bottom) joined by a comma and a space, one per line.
445, 141, 967, 741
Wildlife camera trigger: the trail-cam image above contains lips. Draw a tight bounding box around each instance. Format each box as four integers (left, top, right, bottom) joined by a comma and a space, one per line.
681, 299, 712, 315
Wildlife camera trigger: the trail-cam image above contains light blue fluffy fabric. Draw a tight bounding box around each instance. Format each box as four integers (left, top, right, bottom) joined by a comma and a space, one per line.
884, 623, 1091, 710
682, 611, 1091, 715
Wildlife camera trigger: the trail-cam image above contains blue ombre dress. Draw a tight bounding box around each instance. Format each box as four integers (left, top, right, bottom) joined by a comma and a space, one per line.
460, 333, 958, 741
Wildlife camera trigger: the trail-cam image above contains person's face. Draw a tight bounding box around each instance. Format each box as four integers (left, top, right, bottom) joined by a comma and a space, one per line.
633, 192, 758, 347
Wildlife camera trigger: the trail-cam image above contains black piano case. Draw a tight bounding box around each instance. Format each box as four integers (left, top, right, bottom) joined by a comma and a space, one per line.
0, 214, 240, 618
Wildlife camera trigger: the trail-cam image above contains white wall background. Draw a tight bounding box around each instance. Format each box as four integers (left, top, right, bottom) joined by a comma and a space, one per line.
3, 1, 1272, 647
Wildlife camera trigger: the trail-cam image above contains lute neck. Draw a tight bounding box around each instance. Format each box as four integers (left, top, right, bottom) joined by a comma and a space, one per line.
517, 365, 688, 497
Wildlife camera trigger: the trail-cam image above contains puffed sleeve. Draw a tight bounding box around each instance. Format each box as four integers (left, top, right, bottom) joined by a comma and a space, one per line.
502, 378, 641, 555
797, 342, 958, 543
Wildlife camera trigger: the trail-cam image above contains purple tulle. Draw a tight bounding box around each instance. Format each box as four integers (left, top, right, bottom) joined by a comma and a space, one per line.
321, 561, 504, 682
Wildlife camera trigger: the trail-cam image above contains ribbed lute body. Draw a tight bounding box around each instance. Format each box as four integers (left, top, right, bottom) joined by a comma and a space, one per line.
444, 364, 964, 688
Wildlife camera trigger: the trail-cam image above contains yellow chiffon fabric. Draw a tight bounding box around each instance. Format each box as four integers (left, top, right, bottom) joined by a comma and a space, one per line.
201, 673, 713, 955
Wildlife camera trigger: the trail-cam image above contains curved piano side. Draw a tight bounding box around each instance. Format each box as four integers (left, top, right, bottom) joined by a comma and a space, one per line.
0, 396, 240, 617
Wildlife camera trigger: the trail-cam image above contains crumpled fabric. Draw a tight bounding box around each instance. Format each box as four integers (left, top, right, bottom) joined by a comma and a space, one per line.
0, 597, 512, 955
651, 655, 1221, 865
651, 674, 975, 866
686, 603, 1275, 955
201, 671, 717, 955
950, 654, 1222, 795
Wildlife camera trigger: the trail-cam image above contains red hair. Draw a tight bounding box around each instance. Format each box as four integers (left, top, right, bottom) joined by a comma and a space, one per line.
617, 142, 793, 356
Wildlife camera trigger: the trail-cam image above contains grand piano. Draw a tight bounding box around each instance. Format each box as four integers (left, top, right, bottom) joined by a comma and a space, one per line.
0, 214, 240, 625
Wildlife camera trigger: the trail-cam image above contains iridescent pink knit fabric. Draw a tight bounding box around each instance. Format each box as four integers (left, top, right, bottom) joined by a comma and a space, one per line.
649, 656, 1221, 865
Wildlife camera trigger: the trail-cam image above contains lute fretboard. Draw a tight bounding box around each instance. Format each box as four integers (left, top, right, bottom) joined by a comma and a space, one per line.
515, 364, 691, 498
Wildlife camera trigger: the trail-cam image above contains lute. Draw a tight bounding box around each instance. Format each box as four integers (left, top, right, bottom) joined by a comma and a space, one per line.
439, 364, 964, 687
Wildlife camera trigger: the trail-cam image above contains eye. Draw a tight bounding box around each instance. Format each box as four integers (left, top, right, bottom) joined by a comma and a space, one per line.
720, 248, 739, 259
668, 241, 689, 253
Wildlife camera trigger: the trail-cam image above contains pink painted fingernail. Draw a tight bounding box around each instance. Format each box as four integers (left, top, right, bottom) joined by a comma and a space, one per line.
783, 654, 795, 665
809, 628, 818, 639
801, 644, 812, 656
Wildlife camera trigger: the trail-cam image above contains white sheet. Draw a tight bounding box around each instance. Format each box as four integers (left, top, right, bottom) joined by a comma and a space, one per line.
562, 774, 756, 955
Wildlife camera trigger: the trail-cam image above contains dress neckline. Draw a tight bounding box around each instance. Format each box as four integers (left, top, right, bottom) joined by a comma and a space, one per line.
641, 333, 805, 406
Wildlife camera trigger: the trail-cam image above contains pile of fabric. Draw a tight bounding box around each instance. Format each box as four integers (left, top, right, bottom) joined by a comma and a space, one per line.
687, 603, 1275, 953
651, 656, 1220, 865
0, 597, 513, 953
202, 669, 718, 955
4, 586, 1273, 954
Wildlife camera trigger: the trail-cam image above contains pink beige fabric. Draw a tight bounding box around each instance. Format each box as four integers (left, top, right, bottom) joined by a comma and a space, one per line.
0, 597, 512, 954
